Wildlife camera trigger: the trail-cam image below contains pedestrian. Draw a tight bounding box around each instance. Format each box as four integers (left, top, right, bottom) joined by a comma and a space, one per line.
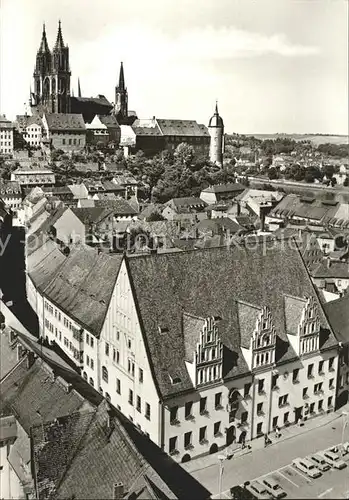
264, 433, 268, 447
275, 426, 280, 439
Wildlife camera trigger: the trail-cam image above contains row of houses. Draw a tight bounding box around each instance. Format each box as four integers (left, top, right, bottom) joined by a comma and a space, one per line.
0, 303, 210, 499
25, 226, 349, 464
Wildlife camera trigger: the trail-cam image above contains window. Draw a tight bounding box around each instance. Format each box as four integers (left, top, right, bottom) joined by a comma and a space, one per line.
310, 402, 315, 413
139, 368, 144, 383
105, 392, 111, 402
284, 412, 289, 423
116, 350, 120, 363
105, 342, 110, 356
185, 401, 193, 419
90, 337, 94, 348
113, 348, 116, 362
303, 387, 308, 399
62, 138, 66, 145
318, 399, 323, 411
257, 422, 263, 435
244, 383, 251, 398
257, 403, 263, 415
116, 330, 120, 341
272, 416, 278, 428
328, 396, 333, 408
170, 406, 178, 424
215, 392, 222, 409
238, 412, 247, 426
86, 354, 90, 366
278, 394, 288, 407
128, 359, 135, 377
145, 403, 151, 420
314, 382, 323, 394
86, 333, 89, 345
90, 359, 94, 370
258, 379, 265, 395
200, 397, 207, 414
69, 138, 72, 145
102, 366, 108, 383
89, 377, 94, 387
136, 395, 141, 412
199, 426, 207, 442
292, 368, 299, 383
329, 378, 334, 390
169, 436, 177, 454
307, 364, 314, 379
129, 389, 134, 405
128, 338, 132, 350
329, 357, 335, 371
116, 378, 121, 394
184, 431, 192, 449
272, 374, 279, 390
318, 360, 324, 374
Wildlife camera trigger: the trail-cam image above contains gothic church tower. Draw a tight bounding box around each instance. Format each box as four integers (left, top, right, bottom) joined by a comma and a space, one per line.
32, 21, 71, 115
114, 62, 128, 123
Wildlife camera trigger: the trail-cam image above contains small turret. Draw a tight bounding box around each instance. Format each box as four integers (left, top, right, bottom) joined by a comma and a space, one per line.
208, 102, 224, 166
114, 62, 128, 123
54, 20, 65, 51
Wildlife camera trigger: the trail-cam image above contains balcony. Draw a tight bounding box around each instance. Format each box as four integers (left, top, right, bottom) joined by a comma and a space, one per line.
200, 409, 209, 416
257, 410, 265, 417
199, 438, 208, 445
258, 389, 266, 396
215, 404, 224, 411
184, 443, 194, 451
272, 385, 280, 392
319, 371, 325, 376
307, 374, 314, 379
303, 394, 309, 400
329, 366, 335, 372
292, 379, 300, 385
170, 418, 180, 426
237, 421, 248, 428
185, 414, 195, 421
169, 449, 179, 456
279, 402, 289, 409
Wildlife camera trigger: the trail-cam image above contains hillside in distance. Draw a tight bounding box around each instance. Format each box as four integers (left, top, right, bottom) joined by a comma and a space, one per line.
244, 133, 348, 146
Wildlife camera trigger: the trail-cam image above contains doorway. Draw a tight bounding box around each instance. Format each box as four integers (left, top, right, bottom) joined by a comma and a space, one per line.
226, 425, 236, 446
294, 406, 303, 423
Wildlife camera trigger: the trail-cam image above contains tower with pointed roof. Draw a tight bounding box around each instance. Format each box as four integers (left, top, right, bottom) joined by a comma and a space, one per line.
114, 62, 128, 123
32, 21, 71, 115
208, 102, 224, 166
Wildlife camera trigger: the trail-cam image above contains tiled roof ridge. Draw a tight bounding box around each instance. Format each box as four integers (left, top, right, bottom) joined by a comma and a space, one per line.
44, 408, 98, 497
183, 311, 205, 321
283, 293, 308, 303
124, 256, 162, 399
236, 299, 263, 311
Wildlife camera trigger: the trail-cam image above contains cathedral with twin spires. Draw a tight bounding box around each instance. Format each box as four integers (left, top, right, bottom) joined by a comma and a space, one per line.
29, 21, 224, 164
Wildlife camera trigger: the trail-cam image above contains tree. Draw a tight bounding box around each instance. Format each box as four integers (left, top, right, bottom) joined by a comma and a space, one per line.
174, 143, 195, 167
344, 177, 349, 187
323, 164, 335, 180
268, 167, 279, 180
147, 211, 165, 221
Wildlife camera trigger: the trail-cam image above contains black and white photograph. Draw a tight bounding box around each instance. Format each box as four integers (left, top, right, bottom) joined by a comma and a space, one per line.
0, 0, 348, 498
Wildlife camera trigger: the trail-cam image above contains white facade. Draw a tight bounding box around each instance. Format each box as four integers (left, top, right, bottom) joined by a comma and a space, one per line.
0, 116, 14, 156
23, 122, 42, 147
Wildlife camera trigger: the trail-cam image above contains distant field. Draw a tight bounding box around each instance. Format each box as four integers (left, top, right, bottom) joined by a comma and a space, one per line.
245, 133, 348, 145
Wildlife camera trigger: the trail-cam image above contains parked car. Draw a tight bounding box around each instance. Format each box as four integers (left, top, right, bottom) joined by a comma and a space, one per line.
342, 441, 349, 455
308, 454, 331, 472
292, 458, 322, 478
243, 480, 271, 499
262, 477, 287, 498
230, 485, 256, 499
319, 450, 347, 470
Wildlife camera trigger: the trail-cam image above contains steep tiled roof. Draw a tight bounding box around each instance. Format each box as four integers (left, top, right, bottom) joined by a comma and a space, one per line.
284, 295, 307, 335
0, 360, 91, 433
16, 114, 43, 129
171, 197, 207, 208
98, 114, 120, 128
27, 238, 66, 290
0, 115, 14, 129
156, 119, 209, 137
41, 247, 123, 336
312, 260, 349, 279
71, 207, 112, 225
324, 293, 349, 343
202, 183, 245, 194
94, 198, 138, 215
126, 242, 336, 398
270, 193, 340, 223
0, 181, 21, 196
237, 301, 261, 349
45, 113, 86, 131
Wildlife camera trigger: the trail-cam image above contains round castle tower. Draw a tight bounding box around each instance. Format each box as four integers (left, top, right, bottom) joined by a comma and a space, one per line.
208, 102, 224, 166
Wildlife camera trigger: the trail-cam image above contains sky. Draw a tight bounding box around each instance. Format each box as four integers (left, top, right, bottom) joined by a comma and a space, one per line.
0, 0, 348, 135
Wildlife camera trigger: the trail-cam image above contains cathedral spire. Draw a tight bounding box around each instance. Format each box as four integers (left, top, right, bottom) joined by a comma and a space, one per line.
78, 77, 82, 98
118, 62, 125, 90
38, 23, 50, 53
54, 19, 65, 50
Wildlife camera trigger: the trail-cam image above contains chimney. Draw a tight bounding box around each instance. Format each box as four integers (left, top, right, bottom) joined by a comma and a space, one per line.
113, 482, 124, 499
26, 351, 36, 369
327, 257, 331, 269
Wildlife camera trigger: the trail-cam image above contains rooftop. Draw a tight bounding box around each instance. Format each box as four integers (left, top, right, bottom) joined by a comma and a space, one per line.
44, 113, 86, 131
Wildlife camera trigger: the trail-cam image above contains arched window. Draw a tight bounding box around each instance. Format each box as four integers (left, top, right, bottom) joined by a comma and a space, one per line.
89, 377, 94, 387
102, 366, 108, 383
105, 392, 111, 402
83, 371, 87, 380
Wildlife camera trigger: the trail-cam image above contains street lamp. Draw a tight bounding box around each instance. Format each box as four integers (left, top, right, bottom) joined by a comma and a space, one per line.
341, 411, 349, 457
218, 454, 226, 499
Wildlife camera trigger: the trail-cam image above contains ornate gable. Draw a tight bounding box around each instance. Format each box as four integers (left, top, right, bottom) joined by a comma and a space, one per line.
285, 295, 320, 356
184, 315, 223, 387
238, 301, 276, 371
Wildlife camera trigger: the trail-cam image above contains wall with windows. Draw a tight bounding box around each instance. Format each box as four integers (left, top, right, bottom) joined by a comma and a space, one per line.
164, 375, 252, 462
270, 350, 338, 433
23, 123, 42, 147
53, 208, 86, 245
0, 127, 14, 155
50, 131, 86, 152
98, 260, 160, 443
